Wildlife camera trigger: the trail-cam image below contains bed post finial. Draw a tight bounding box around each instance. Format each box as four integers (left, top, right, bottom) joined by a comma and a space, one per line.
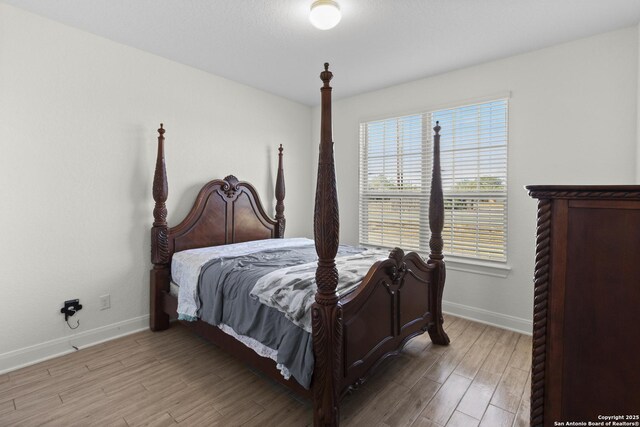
275, 144, 286, 237
320, 63, 333, 88
427, 120, 450, 345
312, 62, 342, 427
150, 123, 170, 331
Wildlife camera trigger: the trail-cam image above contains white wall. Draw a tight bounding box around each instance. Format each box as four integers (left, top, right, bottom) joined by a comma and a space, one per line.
0, 4, 313, 372
312, 27, 639, 333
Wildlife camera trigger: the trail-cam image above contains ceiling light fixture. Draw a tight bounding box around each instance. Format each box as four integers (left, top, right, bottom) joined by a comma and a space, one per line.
309, 0, 341, 30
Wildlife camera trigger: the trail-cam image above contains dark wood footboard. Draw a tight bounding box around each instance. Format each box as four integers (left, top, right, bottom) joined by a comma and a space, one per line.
339, 249, 439, 395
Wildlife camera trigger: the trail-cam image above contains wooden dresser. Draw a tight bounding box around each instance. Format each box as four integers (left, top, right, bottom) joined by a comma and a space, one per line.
526, 186, 640, 426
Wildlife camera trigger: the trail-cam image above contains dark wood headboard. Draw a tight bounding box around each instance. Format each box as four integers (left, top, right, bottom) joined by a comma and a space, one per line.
170, 175, 281, 252
150, 125, 285, 267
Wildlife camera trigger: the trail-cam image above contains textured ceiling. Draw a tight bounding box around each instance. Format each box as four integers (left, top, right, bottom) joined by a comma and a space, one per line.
4, 0, 640, 105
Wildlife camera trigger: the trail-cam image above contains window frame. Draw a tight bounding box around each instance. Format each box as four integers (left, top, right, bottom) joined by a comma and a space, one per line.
358, 95, 511, 275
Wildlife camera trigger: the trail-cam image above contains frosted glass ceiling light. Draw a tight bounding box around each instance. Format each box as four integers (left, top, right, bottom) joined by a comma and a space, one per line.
309, 0, 341, 30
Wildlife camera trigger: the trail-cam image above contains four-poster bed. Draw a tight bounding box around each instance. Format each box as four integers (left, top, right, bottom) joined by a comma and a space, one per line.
149, 63, 450, 426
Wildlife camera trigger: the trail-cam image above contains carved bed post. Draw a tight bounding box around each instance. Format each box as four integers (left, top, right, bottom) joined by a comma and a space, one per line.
311, 63, 342, 427
426, 122, 450, 345
150, 123, 171, 331
275, 144, 286, 237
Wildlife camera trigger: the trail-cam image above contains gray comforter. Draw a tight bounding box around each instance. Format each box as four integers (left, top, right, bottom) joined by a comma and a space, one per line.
196, 243, 367, 389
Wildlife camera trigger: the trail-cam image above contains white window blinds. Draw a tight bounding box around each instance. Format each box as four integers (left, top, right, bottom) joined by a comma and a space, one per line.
359, 99, 508, 262
359, 114, 431, 251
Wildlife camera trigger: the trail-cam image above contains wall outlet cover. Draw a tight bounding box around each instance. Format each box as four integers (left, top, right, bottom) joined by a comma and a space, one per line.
99, 294, 111, 310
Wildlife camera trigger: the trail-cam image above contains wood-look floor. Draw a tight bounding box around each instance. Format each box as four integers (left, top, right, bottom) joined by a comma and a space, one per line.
0, 315, 531, 426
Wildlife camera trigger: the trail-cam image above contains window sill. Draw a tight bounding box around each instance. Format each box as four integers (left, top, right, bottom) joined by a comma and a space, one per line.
445, 256, 511, 278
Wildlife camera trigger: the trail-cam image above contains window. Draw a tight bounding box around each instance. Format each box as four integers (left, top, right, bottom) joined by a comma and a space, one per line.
359, 99, 508, 262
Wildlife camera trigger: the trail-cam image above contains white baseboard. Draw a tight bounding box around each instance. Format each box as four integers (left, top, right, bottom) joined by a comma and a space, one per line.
443, 300, 532, 335
0, 304, 530, 375
0, 315, 149, 375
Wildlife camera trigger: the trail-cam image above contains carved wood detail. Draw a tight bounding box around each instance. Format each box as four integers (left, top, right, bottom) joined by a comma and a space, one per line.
275, 144, 286, 237
426, 121, 449, 345
527, 187, 640, 200
221, 175, 240, 199
151, 124, 169, 266
312, 62, 342, 427
150, 124, 171, 332
428, 122, 444, 261
339, 250, 436, 393
388, 248, 407, 286
312, 303, 343, 426
530, 198, 551, 427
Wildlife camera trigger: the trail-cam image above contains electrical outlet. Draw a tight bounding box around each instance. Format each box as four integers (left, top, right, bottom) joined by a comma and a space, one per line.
99, 294, 111, 310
